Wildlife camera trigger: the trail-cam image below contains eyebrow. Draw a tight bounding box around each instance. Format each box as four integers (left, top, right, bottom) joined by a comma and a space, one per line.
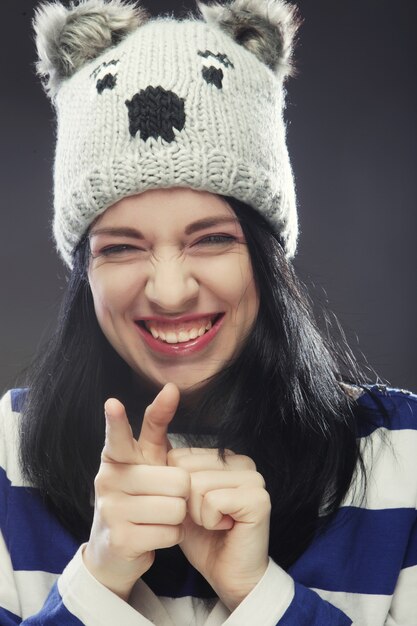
185, 216, 238, 235
89, 216, 239, 239
89, 226, 144, 239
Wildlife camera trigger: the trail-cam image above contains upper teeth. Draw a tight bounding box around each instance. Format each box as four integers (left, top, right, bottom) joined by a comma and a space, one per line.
145, 318, 214, 344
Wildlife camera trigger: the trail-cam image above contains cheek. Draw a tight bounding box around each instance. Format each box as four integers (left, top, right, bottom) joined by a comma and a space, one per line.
199, 254, 258, 312
88, 268, 138, 319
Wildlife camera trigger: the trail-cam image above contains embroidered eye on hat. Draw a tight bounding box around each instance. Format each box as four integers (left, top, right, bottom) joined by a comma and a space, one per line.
34, 0, 300, 267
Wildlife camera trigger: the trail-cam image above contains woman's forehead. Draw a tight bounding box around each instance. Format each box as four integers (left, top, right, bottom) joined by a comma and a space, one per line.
92, 187, 238, 230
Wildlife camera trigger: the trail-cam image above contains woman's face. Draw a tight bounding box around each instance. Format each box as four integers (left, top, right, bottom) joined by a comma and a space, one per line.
88, 187, 259, 391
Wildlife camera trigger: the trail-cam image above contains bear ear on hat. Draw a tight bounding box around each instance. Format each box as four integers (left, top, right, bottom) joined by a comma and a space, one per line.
196, 0, 300, 80
34, 0, 149, 99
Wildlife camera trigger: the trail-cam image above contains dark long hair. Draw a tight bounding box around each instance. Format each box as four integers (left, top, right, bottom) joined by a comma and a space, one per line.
19, 197, 365, 568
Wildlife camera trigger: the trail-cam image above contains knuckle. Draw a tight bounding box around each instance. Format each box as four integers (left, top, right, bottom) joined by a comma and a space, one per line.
169, 454, 192, 471
168, 454, 191, 470
231, 454, 257, 470
95, 493, 124, 525
166, 448, 183, 465
172, 525, 184, 545
244, 456, 257, 471
190, 470, 203, 489
252, 471, 266, 488
254, 488, 271, 512
93, 471, 106, 494
172, 497, 187, 523
94, 463, 122, 494
95, 497, 111, 522
203, 490, 217, 509
160, 525, 183, 547
174, 467, 191, 495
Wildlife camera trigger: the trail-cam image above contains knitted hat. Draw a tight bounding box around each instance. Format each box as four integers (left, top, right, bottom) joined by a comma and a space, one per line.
34, 0, 299, 267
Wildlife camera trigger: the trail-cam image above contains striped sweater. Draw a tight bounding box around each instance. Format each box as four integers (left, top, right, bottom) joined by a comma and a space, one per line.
0, 386, 416, 625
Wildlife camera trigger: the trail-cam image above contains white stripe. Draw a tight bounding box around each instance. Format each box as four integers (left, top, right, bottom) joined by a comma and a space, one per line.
343, 428, 417, 509
312, 587, 392, 625
386, 564, 417, 625
15, 570, 59, 619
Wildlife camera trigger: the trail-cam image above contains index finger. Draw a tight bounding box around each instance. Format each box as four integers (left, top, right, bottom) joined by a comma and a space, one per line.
102, 397, 142, 464
138, 383, 180, 466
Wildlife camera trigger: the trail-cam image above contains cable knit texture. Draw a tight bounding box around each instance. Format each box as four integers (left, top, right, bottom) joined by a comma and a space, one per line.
34, 0, 299, 267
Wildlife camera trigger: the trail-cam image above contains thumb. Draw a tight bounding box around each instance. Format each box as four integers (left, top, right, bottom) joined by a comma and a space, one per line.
138, 383, 180, 465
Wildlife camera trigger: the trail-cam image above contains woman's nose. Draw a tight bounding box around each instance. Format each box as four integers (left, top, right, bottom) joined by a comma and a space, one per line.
144, 258, 199, 312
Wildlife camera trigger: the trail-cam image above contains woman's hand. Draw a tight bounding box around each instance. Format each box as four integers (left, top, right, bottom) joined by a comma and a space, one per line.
167, 448, 271, 611
83, 383, 190, 601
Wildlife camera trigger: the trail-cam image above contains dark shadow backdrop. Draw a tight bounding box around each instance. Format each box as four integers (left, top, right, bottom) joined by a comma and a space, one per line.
1, 0, 416, 393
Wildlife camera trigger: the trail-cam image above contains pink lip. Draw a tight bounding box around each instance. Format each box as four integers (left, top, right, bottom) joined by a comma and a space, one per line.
134, 313, 224, 356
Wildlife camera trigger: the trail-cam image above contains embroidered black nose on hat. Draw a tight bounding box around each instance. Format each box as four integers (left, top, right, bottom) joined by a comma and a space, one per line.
34, 0, 300, 267
125, 86, 186, 142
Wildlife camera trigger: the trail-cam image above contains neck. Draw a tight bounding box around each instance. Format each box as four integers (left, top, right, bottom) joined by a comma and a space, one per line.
127, 371, 219, 437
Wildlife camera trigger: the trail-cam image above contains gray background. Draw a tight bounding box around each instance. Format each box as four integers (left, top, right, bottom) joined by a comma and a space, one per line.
1, 0, 416, 394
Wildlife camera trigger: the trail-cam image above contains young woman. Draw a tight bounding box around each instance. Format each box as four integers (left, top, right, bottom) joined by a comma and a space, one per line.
0, 1, 416, 625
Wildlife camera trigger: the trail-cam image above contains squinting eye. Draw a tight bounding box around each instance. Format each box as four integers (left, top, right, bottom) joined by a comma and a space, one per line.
96, 244, 144, 257
196, 234, 237, 245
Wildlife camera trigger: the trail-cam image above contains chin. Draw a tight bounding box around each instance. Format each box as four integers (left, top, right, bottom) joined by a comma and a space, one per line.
137, 363, 220, 394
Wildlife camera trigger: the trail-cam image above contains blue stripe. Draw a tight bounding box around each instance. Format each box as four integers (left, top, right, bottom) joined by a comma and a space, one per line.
289, 506, 417, 595
278, 583, 352, 625
355, 386, 417, 437
0, 606, 21, 625
0, 467, 7, 524
0, 467, 12, 527
17, 583, 85, 625
0, 468, 79, 573
404, 518, 417, 568
10, 389, 28, 414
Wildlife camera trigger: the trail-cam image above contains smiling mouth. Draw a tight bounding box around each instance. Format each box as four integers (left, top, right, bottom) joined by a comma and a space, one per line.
136, 314, 222, 345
